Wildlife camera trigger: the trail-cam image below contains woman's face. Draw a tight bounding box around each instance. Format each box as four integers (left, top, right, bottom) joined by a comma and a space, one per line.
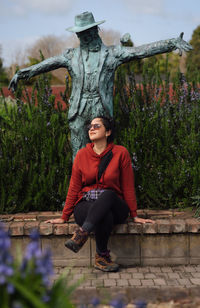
88, 118, 111, 142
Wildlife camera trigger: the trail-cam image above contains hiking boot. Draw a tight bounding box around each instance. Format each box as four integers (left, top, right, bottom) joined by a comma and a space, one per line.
65, 228, 89, 253
95, 251, 119, 272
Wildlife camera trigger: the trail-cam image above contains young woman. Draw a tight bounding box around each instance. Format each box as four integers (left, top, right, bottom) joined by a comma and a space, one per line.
46, 117, 154, 272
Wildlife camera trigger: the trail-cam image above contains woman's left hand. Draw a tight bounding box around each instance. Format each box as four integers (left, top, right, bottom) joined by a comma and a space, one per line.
134, 217, 155, 224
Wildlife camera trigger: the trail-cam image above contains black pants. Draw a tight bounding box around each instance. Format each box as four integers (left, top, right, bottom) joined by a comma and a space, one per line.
73, 190, 129, 253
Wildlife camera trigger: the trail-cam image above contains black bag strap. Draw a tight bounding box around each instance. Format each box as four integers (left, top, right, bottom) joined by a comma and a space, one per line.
98, 150, 113, 182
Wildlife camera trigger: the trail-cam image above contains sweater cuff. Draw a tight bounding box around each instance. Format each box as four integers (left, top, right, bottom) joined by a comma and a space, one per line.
61, 213, 68, 222
130, 210, 137, 218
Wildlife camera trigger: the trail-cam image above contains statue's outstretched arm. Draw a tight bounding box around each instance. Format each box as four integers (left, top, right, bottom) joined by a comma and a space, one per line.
9, 54, 67, 92
121, 33, 192, 62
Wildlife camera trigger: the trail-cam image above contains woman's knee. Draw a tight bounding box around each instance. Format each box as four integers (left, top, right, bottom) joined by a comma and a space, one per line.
74, 201, 92, 225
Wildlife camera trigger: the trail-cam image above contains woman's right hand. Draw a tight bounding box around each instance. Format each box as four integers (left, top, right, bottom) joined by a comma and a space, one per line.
44, 218, 65, 224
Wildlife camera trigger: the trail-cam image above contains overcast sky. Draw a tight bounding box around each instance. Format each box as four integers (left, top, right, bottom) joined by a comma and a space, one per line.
0, 0, 200, 67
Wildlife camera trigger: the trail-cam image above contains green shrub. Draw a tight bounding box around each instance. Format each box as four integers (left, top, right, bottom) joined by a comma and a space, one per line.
0, 74, 72, 213
0, 57, 200, 214
114, 58, 200, 210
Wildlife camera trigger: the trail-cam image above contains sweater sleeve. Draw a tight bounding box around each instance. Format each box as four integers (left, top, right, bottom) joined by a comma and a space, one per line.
61, 151, 83, 221
120, 149, 137, 218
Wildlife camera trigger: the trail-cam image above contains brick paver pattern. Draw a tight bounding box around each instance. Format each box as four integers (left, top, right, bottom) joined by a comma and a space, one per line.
54, 265, 200, 289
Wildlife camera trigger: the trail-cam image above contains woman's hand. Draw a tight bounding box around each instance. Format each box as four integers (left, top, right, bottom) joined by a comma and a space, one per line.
134, 217, 155, 224
44, 218, 65, 224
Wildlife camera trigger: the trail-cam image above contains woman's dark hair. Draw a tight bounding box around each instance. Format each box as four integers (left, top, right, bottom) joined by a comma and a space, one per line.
90, 116, 115, 143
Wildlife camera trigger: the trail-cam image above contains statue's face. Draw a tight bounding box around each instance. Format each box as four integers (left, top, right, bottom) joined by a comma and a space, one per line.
76, 27, 98, 44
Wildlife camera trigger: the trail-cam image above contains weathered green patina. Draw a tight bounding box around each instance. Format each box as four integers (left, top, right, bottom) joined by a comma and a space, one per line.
9, 12, 192, 159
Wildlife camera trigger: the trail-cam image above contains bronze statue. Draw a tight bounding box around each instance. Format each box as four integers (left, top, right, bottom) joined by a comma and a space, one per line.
9, 12, 192, 159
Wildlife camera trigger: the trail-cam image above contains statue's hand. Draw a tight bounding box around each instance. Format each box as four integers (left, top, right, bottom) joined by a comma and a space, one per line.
120, 33, 131, 45
172, 32, 193, 56
8, 73, 19, 92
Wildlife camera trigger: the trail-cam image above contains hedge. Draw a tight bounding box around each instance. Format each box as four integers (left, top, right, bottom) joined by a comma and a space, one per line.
0, 59, 200, 213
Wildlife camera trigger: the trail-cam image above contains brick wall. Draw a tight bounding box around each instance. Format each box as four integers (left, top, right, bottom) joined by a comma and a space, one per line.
1, 210, 200, 267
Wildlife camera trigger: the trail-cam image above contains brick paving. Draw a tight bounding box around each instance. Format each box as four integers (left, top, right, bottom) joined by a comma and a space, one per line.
2, 211, 200, 305
55, 264, 200, 289
54, 265, 200, 305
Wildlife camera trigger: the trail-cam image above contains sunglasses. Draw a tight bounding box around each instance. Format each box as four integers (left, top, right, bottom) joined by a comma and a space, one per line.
87, 124, 102, 130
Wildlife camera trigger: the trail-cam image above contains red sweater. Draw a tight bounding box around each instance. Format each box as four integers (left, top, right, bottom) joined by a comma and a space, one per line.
62, 142, 137, 221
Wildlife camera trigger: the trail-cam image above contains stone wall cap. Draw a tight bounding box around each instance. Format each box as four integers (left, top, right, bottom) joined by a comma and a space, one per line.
1, 211, 200, 236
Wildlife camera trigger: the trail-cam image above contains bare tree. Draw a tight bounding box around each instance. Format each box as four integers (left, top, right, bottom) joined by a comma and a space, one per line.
8, 47, 27, 78
8, 30, 123, 85
26, 34, 79, 84
99, 29, 121, 46
27, 35, 65, 59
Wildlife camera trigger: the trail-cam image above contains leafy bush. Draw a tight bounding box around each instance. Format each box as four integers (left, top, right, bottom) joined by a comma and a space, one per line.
114, 58, 200, 210
0, 57, 200, 213
0, 74, 72, 214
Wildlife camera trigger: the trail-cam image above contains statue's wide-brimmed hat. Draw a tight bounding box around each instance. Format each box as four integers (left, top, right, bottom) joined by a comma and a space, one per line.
66, 11, 105, 33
